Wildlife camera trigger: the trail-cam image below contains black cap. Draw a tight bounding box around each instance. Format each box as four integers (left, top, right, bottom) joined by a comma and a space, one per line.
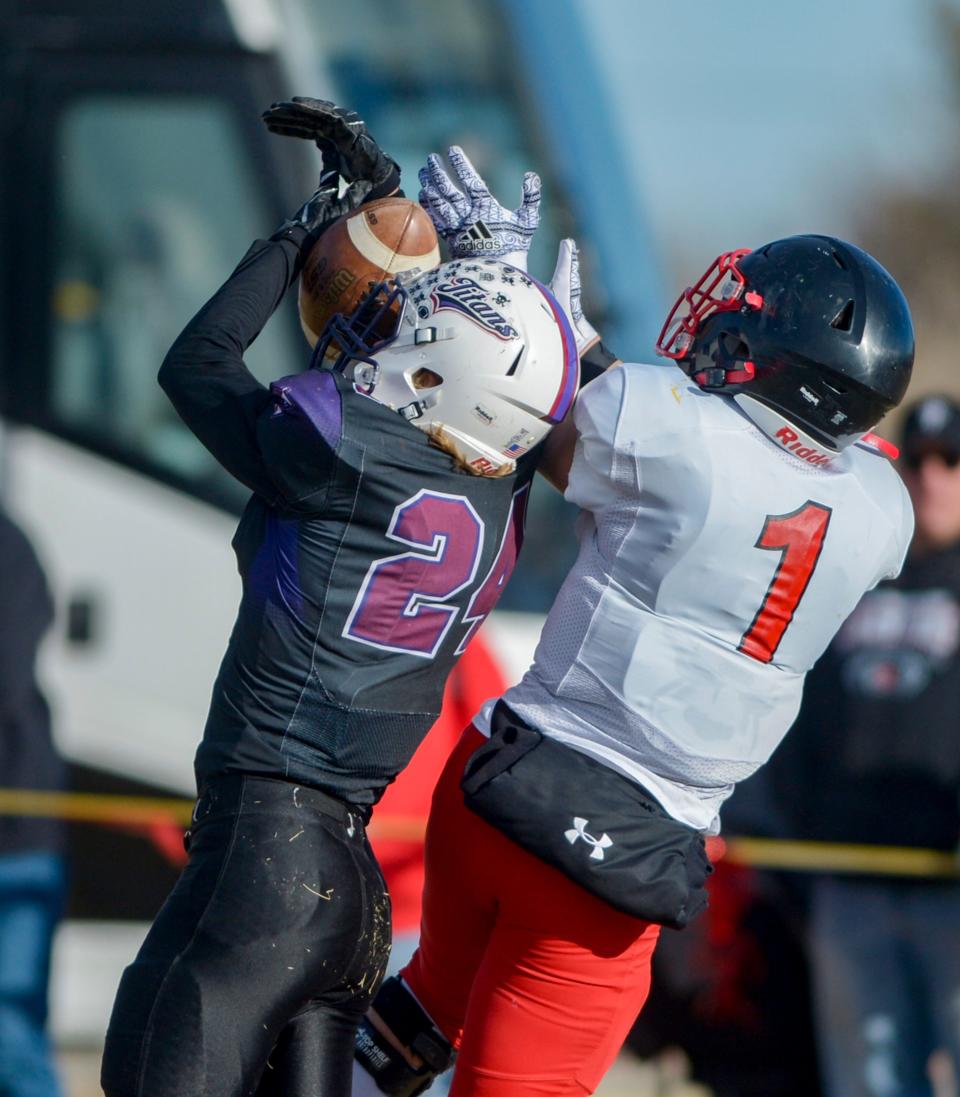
901, 394, 960, 460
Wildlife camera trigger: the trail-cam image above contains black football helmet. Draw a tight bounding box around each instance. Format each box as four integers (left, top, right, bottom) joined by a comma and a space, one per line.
657, 235, 915, 449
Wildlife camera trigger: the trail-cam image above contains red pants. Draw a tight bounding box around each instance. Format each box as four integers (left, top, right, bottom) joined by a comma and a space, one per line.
401, 727, 661, 1097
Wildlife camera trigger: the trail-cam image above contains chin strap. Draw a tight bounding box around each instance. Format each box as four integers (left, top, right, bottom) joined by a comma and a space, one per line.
693, 360, 756, 388
398, 390, 441, 422
391, 326, 457, 348
353, 362, 380, 395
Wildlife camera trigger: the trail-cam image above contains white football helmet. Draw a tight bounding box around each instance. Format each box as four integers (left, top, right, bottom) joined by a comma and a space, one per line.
315, 259, 580, 473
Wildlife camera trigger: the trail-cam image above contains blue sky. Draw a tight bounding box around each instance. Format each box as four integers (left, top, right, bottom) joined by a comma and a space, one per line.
579, 0, 957, 273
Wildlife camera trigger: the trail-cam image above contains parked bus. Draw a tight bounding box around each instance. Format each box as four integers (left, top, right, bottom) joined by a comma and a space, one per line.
0, 0, 661, 1040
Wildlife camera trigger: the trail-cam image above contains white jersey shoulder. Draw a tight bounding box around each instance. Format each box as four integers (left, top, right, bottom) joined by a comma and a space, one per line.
485, 361, 913, 832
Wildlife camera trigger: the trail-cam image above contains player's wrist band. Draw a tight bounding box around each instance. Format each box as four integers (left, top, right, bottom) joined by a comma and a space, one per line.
270, 221, 312, 249
579, 340, 619, 385
269, 222, 317, 281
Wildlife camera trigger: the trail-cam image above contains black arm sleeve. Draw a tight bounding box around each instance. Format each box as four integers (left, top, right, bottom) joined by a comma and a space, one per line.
158, 235, 304, 500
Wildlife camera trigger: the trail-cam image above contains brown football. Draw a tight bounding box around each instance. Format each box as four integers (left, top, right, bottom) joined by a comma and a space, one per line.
298, 197, 441, 347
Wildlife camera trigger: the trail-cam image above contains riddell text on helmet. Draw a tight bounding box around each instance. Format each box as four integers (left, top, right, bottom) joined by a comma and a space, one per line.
775, 426, 832, 466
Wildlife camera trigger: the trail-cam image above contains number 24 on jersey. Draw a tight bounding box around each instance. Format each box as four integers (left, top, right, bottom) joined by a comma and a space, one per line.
343, 485, 529, 659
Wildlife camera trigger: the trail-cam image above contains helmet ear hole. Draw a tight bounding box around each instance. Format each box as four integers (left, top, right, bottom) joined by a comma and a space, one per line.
720, 333, 750, 360
412, 368, 443, 390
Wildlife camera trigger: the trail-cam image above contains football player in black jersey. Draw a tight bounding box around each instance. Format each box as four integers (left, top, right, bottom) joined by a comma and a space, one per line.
100, 101, 580, 1097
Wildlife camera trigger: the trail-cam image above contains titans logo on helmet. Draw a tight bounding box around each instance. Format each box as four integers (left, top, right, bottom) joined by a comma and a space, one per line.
431, 277, 519, 340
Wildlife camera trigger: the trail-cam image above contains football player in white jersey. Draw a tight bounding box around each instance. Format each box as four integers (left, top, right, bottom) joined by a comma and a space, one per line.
353, 156, 916, 1097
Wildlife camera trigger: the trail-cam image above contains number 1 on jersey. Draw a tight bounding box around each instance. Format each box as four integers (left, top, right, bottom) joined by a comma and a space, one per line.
739, 501, 832, 664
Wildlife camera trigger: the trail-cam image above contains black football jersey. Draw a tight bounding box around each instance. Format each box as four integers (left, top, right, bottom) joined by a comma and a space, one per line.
160, 236, 536, 807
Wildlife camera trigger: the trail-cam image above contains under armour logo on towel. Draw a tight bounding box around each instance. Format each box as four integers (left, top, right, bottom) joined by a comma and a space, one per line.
564, 817, 613, 861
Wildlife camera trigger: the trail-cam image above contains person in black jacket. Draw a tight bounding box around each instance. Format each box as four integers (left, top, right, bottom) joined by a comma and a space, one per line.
100, 100, 579, 1097
0, 507, 67, 1097
769, 394, 960, 1097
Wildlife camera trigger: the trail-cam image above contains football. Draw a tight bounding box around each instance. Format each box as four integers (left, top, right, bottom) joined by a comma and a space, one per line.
298, 197, 440, 346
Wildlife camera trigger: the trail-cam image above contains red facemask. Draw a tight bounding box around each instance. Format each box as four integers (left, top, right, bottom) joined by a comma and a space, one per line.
656, 248, 764, 360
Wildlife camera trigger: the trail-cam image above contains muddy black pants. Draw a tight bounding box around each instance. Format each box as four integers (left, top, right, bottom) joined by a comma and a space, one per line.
101, 774, 391, 1097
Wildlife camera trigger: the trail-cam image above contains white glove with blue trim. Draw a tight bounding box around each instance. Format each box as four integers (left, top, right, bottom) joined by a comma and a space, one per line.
418, 146, 540, 270
549, 239, 599, 356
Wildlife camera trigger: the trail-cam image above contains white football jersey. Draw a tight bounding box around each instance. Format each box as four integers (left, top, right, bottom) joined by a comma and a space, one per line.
479, 362, 914, 832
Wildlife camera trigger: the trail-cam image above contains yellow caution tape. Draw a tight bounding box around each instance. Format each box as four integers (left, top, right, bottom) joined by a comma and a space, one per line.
0, 790, 956, 878
722, 836, 960, 878
0, 789, 193, 826
0, 788, 425, 837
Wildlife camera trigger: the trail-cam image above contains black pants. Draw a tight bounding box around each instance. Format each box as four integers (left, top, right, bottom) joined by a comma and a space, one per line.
101, 775, 391, 1097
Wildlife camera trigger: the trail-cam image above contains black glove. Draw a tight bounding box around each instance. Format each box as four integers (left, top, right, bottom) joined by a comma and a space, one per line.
263, 97, 401, 200
270, 171, 373, 260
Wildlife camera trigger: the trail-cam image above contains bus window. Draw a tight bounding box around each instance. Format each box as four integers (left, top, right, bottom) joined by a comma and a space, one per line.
310, 0, 574, 277
50, 95, 304, 503
309, 0, 582, 611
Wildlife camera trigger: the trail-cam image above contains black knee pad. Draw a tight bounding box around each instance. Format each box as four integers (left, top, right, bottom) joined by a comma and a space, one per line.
354, 976, 455, 1096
